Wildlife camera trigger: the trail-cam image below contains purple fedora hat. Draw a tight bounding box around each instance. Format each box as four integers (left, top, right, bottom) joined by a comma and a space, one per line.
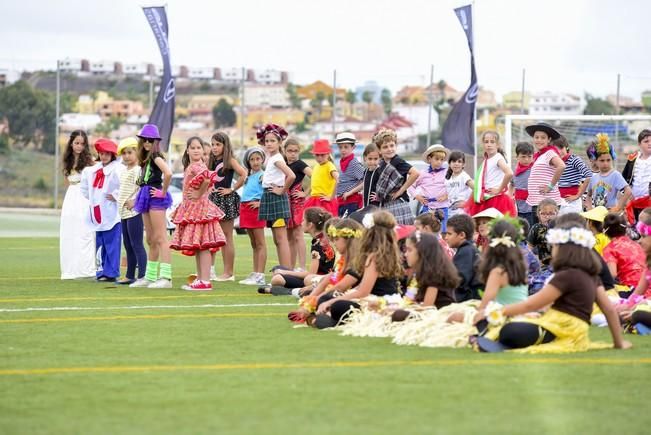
137, 124, 162, 140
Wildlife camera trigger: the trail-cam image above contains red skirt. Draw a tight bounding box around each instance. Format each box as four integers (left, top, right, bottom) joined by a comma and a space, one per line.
287, 184, 305, 229
304, 196, 339, 216
239, 201, 266, 229
465, 193, 517, 217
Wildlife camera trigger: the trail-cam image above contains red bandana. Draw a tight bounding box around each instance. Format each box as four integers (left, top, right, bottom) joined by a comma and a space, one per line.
514, 162, 532, 177
533, 145, 559, 162
340, 153, 354, 173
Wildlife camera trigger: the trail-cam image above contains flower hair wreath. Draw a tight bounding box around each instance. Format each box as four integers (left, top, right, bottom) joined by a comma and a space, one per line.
327, 226, 363, 239
545, 227, 596, 249
489, 234, 516, 248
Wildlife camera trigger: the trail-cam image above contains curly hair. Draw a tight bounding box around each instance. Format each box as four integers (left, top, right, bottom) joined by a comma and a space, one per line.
478, 220, 527, 286
303, 207, 332, 232
355, 211, 403, 279
62, 130, 93, 176
408, 232, 459, 301
208, 131, 233, 171
447, 214, 474, 240
372, 128, 397, 147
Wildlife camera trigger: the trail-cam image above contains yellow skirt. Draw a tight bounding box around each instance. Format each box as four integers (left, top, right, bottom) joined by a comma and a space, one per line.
490, 309, 611, 354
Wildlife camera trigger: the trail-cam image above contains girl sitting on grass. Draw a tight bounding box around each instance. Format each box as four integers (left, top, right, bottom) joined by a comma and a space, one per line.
403, 231, 460, 308
414, 210, 454, 258
287, 218, 363, 324
314, 211, 403, 327
474, 220, 631, 353
260, 207, 335, 295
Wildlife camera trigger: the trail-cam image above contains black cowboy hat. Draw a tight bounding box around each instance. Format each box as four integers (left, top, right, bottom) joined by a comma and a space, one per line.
525, 122, 561, 141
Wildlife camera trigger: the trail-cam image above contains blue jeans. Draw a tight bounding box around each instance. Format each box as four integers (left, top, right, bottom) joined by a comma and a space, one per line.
122, 215, 147, 280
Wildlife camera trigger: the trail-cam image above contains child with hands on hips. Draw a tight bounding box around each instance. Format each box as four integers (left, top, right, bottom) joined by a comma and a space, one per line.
80, 138, 123, 282
256, 124, 296, 270
409, 144, 450, 231
130, 124, 174, 288
238, 147, 268, 286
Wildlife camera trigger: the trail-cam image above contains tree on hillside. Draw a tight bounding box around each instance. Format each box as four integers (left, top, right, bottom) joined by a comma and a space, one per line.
212, 98, 237, 128
310, 91, 326, 119
0, 80, 55, 152
362, 91, 373, 120
345, 89, 356, 105
381, 88, 392, 115
286, 83, 302, 109
584, 93, 615, 115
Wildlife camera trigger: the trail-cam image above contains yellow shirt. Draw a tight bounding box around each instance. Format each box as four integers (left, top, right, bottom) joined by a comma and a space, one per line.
594, 233, 611, 256
310, 161, 337, 197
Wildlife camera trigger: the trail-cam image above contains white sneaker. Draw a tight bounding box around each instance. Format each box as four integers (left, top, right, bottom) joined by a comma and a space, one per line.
239, 273, 265, 286
129, 278, 153, 288
294, 267, 305, 273
148, 278, 172, 289
209, 269, 218, 281
253, 273, 266, 286
238, 273, 255, 285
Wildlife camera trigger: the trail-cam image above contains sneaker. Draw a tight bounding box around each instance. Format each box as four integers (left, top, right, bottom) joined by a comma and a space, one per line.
209, 270, 218, 281
215, 274, 235, 282
129, 278, 153, 288
182, 280, 213, 291
294, 267, 306, 273
238, 273, 256, 285
252, 273, 266, 286
148, 278, 173, 289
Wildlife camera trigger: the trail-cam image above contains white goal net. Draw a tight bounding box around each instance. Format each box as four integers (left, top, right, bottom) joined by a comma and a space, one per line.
503, 115, 651, 171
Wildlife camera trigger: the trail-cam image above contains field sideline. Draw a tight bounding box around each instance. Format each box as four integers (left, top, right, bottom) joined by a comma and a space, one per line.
1, 213, 650, 434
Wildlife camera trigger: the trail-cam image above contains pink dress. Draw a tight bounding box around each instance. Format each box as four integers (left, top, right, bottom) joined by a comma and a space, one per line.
170, 162, 226, 253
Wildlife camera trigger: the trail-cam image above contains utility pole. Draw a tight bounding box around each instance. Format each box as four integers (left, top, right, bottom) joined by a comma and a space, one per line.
426, 64, 434, 147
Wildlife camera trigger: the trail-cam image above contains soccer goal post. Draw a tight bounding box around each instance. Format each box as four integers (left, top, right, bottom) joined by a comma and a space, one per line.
503, 114, 651, 170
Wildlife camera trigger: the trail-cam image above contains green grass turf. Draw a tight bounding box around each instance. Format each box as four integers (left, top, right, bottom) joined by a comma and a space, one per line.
1, 229, 651, 434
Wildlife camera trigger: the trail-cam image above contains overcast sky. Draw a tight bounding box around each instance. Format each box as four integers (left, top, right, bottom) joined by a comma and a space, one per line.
1, 0, 649, 101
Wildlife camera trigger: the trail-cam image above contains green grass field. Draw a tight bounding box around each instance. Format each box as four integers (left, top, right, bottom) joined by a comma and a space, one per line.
1, 212, 650, 434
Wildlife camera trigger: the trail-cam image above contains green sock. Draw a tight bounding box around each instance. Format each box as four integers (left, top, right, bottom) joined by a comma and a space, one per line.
159, 262, 172, 280
145, 261, 159, 281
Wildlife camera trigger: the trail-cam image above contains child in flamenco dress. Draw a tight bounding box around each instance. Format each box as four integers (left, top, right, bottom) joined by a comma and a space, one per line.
170, 137, 227, 291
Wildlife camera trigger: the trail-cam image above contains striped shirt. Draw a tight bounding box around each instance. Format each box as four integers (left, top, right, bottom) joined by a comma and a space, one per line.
527, 150, 561, 206
558, 154, 591, 188
118, 165, 141, 220
336, 157, 364, 196
512, 169, 532, 214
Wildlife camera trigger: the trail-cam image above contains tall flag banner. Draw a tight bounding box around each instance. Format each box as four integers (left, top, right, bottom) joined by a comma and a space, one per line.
143, 6, 175, 152
441, 4, 478, 155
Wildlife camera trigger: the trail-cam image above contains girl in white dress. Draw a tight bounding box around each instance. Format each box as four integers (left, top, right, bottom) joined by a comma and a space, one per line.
60, 130, 96, 279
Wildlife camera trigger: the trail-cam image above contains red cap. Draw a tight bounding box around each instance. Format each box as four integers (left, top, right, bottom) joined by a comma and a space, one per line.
395, 224, 416, 240
94, 138, 118, 155
312, 139, 332, 155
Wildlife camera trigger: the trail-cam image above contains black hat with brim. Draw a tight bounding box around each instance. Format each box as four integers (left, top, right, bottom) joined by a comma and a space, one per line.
525, 122, 561, 141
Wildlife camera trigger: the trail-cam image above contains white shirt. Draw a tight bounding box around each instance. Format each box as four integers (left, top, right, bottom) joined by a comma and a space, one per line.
80, 160, 123, 231
446, 170, 472, 204
484, 153, 506, 189
632, 155, 651, 199
262, 153, 286, 188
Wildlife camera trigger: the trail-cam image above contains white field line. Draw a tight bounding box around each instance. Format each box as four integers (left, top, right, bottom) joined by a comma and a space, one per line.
0, 302, 296, 313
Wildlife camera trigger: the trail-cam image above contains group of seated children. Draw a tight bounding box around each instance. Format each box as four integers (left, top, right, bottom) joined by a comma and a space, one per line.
277, 206, 646, 353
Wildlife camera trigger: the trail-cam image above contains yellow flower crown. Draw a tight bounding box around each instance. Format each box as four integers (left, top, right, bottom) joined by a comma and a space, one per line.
327, 226, 363, 239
